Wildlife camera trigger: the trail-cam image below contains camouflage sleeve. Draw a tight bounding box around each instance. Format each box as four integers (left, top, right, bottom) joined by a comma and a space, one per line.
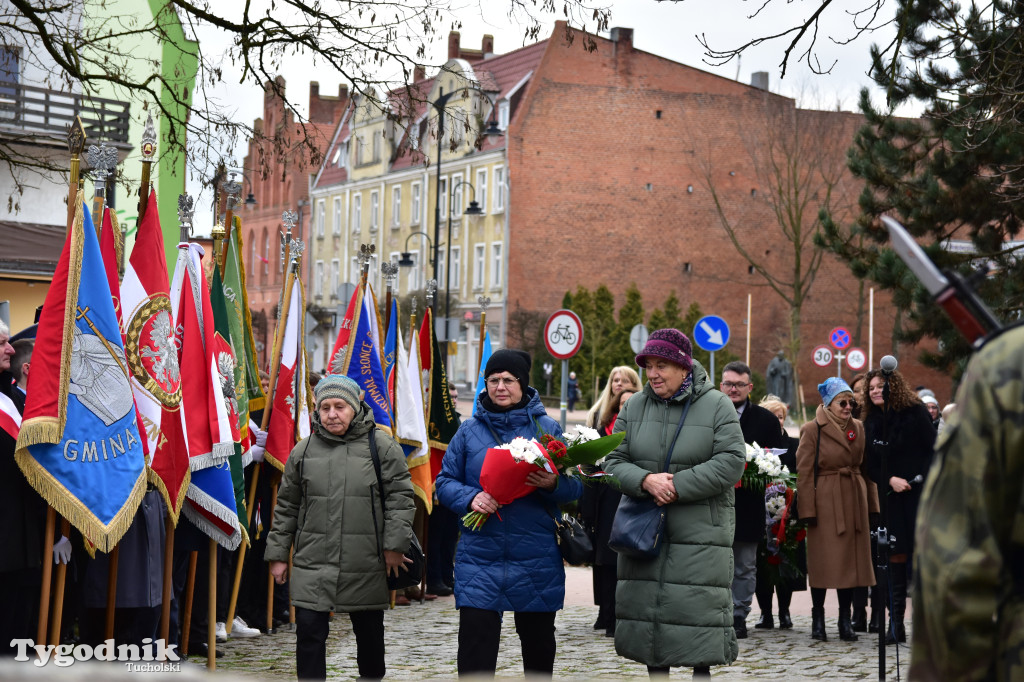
910, 327, 1024, 682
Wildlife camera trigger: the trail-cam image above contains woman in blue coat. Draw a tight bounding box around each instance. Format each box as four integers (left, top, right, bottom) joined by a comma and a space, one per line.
436, 349, 582, 677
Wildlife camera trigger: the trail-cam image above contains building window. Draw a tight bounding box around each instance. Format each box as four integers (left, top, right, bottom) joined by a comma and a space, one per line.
391, 186, 401, 228
333, 197, 342, 235
473, 244, 485, 290
449, 246, 460, 289
356, 137, 364, 165
369, 191, 379, 231
314, 260, 324, 298
439, 177, 448, 219
476, 169, 487, 212
316, 200, 325, 238
411, 182, 421, 224
491, 242, 502, 288
262, 231, 270, 283
498, 101, 510, 130
372, 133, 381, 162
248, 230, 256, 285
493, 166, 505, 212
436, 249, 446, 289
353, 194, 362, 233
338, 142, 348, 168
451, 173, 463, 218
350, 257, 360, 284
330, 259, 340, 299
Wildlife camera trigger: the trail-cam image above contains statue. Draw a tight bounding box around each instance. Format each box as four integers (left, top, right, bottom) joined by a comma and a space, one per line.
766, 351, 795, 407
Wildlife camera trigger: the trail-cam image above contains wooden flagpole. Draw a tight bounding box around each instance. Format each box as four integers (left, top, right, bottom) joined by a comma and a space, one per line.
207, 537, 217, 670
181, 550, 198, 656
476, 296, 491, 380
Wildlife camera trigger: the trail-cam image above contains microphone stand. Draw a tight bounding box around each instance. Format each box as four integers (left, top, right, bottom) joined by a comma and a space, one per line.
873, 373, 897, 681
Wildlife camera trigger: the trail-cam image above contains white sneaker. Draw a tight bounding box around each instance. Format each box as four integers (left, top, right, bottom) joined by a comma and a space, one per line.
215, 621, 228, 642
231, 616, 261, 638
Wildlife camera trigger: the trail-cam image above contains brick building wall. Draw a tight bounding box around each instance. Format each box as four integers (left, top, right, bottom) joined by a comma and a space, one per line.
505, 24, 954, 404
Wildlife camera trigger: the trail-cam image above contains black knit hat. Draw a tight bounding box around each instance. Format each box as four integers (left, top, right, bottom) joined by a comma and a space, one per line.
484, 349, 532, 394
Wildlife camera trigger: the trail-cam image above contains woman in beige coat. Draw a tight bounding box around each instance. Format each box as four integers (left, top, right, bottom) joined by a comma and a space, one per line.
796, 377, 879, 643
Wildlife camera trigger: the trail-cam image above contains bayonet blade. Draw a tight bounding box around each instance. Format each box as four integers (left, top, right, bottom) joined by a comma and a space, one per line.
882, 216, 949, 296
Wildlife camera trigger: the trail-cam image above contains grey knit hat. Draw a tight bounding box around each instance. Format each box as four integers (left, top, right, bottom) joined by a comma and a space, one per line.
314, 374, 363, 411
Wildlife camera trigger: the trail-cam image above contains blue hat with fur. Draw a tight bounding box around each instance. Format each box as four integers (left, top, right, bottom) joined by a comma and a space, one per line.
817, 377, 853, 407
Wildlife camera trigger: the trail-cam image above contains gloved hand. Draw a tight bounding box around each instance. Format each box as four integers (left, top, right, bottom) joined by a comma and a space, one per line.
53, 536, 72, 565
249, 429, 267, 463
255, 428, 268, 449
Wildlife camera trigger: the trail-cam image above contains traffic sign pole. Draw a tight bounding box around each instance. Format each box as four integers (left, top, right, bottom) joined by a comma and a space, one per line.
834, 350, 846, 377
560, 359, 568, 430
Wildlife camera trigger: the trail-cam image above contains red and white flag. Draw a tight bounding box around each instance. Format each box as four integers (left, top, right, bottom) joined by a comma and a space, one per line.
264, 274, 312, 472
122, 192, 189, 521
0, 391, 21, 440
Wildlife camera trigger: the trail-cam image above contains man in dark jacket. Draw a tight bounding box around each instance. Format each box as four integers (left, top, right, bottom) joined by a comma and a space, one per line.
720, 361, 785, 639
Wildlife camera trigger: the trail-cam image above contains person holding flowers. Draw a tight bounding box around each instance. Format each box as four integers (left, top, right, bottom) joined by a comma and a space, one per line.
435, 349, 582, 678
795, 377, 878, 643
603, 328, 745, 679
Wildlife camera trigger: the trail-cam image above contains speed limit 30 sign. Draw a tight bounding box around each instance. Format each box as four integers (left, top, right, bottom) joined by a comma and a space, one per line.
812, 345, 833, 367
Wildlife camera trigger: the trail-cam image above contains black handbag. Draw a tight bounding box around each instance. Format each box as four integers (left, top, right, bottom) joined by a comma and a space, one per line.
367, 428, 424, 591
555, 514, 594, 565
607, 398, 692, 560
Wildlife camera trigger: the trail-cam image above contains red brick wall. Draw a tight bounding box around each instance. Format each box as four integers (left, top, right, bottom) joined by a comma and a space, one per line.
505, 26, 955, 404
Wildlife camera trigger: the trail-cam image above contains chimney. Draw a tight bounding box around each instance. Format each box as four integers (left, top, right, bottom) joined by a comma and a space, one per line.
482, 34, 494, 56
448, 31, 461, 60
609, 27, 633, 49
751, 71, 770, 90
413, 65, 426, 82
309, 81, 320, 99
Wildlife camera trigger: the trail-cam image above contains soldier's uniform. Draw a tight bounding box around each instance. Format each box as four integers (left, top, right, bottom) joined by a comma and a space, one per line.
910, 323, 1024, 681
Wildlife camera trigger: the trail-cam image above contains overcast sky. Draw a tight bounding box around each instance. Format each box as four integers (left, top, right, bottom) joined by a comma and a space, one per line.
190, 0, 902, 232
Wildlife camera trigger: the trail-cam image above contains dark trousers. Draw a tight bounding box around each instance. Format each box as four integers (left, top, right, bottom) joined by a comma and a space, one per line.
426, 503, 458, 589
754, 582, 793, 614
593, 564, 617, 627
295, 607, 385, 680
457, 607, 556, 677
0, 568, 40, 656
811, 586, 854, 612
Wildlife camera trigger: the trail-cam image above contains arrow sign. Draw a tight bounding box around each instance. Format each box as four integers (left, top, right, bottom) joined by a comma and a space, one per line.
693, 315, 730, 352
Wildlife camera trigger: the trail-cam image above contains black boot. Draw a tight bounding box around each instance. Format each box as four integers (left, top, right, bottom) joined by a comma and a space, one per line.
777, 588, 793, 629
754, 612, 774, 629
869, 580, 886, 633
778, 610, 793, 629
887, 568, 908, 644
838, 612, 859, 641
810, 607, 827, 641
733, 615, 748, 639
851, 586, 868, 632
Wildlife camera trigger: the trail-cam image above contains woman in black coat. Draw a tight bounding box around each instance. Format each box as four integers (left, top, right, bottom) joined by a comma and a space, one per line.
861, 368, 935, 644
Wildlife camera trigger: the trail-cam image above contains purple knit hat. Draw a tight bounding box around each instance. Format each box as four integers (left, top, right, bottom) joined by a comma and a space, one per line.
635, 328, 693, 372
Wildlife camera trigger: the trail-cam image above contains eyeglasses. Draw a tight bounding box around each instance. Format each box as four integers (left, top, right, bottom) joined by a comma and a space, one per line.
487, 376, 518, 388
836, 399, 857, 408
721, 381, 751, 390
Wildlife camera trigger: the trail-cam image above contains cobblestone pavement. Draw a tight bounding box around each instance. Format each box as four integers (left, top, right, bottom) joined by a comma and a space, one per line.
209, 568, 912, 680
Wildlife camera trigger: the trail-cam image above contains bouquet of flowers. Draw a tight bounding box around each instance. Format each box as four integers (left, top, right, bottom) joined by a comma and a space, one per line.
462, 427, 625, 530
761, 481, 807, 584
737, 442, 793, 493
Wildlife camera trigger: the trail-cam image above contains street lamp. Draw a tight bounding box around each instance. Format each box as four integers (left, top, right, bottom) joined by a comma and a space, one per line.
431, 90, 455, 317
442, 178, 484, 354
397, 231, 433, 289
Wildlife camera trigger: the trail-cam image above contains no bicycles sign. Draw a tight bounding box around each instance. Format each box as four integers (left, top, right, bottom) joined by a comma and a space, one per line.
544, 309, 583, 360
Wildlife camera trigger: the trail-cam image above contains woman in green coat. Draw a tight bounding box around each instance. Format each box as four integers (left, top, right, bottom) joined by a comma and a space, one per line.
603, 328, 746, 679
266, 375, 415, 680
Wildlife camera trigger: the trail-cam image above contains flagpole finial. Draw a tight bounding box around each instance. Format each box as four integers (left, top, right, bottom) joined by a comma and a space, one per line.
86, 143, 119, 187
141, 112, 157, 159
478, 295, 491, 311
358, 243, 376, 276
177, 194, 195, 242
426, 279, 437, 308
223, 172, 242, 211
67, 117, 86, 157
411, 297, 418, 317
288, 238, 305, 267
282, 210, 298, 233
381, 262, 398, 286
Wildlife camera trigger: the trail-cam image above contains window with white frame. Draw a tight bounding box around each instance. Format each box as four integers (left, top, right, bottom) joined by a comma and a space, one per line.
333, 197, 342, 235
356, 137, 364, 165
473, 244, 485, 289
349, 258, 360, 284
391, 186, 401, 228
451, 173, 463, 218
369, 191, 379, 231
372, 132, 381, 162
439, 177, 448, 219
314, 260, 325, 298
316, 200, 326, 237
338, 142, 348, 168
493, 166, 505, 212
476, 169, 487, 212
449, 246, 461, 289
491, 242, 502, 288
411, 182, 421, 224
498, 101, 510, 130
436, 249, 446, 289
330, 259, 340, 299
353, 194, 362, 232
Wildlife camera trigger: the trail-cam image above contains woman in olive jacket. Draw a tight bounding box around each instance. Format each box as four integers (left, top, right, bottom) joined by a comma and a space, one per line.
603, 329, 745, 678
267, 375, 415, 681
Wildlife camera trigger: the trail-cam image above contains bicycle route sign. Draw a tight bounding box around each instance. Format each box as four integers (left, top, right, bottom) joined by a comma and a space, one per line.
544, 309, 584, 360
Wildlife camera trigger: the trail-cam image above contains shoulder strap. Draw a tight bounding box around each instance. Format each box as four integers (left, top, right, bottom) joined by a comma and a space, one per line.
367, 427, 386, 516
813, 423, 822, 489
661, 398, 693, 472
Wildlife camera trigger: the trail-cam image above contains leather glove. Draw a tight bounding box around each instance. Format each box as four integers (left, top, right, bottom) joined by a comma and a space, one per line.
53, 536, 72, 565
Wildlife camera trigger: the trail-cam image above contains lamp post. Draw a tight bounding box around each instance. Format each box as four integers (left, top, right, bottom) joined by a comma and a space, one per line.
442, 178, 484, 364
397, 230, 433, 291
431, 90, 455, 319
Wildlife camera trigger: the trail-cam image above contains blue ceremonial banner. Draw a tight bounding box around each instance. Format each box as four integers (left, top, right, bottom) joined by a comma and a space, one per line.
473, 330, 492, 416
16, 197, 147, 552
383, 297, 398, 422
340, 285, 393, 432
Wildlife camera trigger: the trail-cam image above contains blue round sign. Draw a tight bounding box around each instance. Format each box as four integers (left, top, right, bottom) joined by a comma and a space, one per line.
829, 327, 851, 350
693, 315, 730, 352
